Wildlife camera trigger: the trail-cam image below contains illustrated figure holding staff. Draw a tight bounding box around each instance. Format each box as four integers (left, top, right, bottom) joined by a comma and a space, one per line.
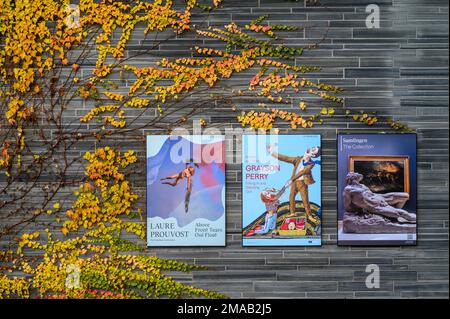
267, 143, 321, 224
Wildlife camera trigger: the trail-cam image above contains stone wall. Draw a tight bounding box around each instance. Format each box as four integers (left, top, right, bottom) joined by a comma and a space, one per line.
4, 0, 450, 298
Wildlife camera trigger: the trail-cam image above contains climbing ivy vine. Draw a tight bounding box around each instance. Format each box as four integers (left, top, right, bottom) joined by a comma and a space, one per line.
1, 147, 224, 299
0, 0, 412, 299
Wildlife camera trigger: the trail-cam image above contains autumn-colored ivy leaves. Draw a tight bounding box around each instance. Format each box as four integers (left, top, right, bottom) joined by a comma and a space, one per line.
0, 0, 72, 172
1, 0, 222, 96
0, 0, 414, 300
81, 14, 345, 132
62, 147, 140, 236
0, 0, 411, 176
1, 0, 228, 300
1, 0, 82, 119
7, 147, 224, 299
0, 0, 223, 170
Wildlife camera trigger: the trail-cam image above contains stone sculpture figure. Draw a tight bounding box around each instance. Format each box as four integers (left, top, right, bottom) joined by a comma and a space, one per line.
343, 172, 416, 234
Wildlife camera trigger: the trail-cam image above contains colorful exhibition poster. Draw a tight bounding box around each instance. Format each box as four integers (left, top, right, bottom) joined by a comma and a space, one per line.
242, 135, 322, 246
147, 135, 226, 247
337, 133, 417, 246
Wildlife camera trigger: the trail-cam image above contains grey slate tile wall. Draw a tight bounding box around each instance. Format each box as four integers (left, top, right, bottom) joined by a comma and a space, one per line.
141, 0, 448, 298
3, 0, 449, 299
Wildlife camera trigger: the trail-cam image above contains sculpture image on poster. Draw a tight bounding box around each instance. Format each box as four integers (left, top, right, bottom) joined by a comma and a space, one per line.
147, 135, 226, 247
337, 134, 417, 246
242, 135, 322, 246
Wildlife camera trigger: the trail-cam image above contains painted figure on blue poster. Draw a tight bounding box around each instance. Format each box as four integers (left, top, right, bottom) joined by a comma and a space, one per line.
337, 134, 417, 246
160, 160, 200, 213
147, 135, 226, 247
242, 135, 322, 247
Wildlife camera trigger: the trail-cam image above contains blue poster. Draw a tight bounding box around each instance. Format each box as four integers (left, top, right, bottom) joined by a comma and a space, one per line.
337, 133, 417, 246
147, 135, 226, 247
242, 135, 322, 246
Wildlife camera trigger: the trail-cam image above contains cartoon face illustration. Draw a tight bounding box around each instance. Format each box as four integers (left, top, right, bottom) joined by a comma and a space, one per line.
305, 146, 321, 158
